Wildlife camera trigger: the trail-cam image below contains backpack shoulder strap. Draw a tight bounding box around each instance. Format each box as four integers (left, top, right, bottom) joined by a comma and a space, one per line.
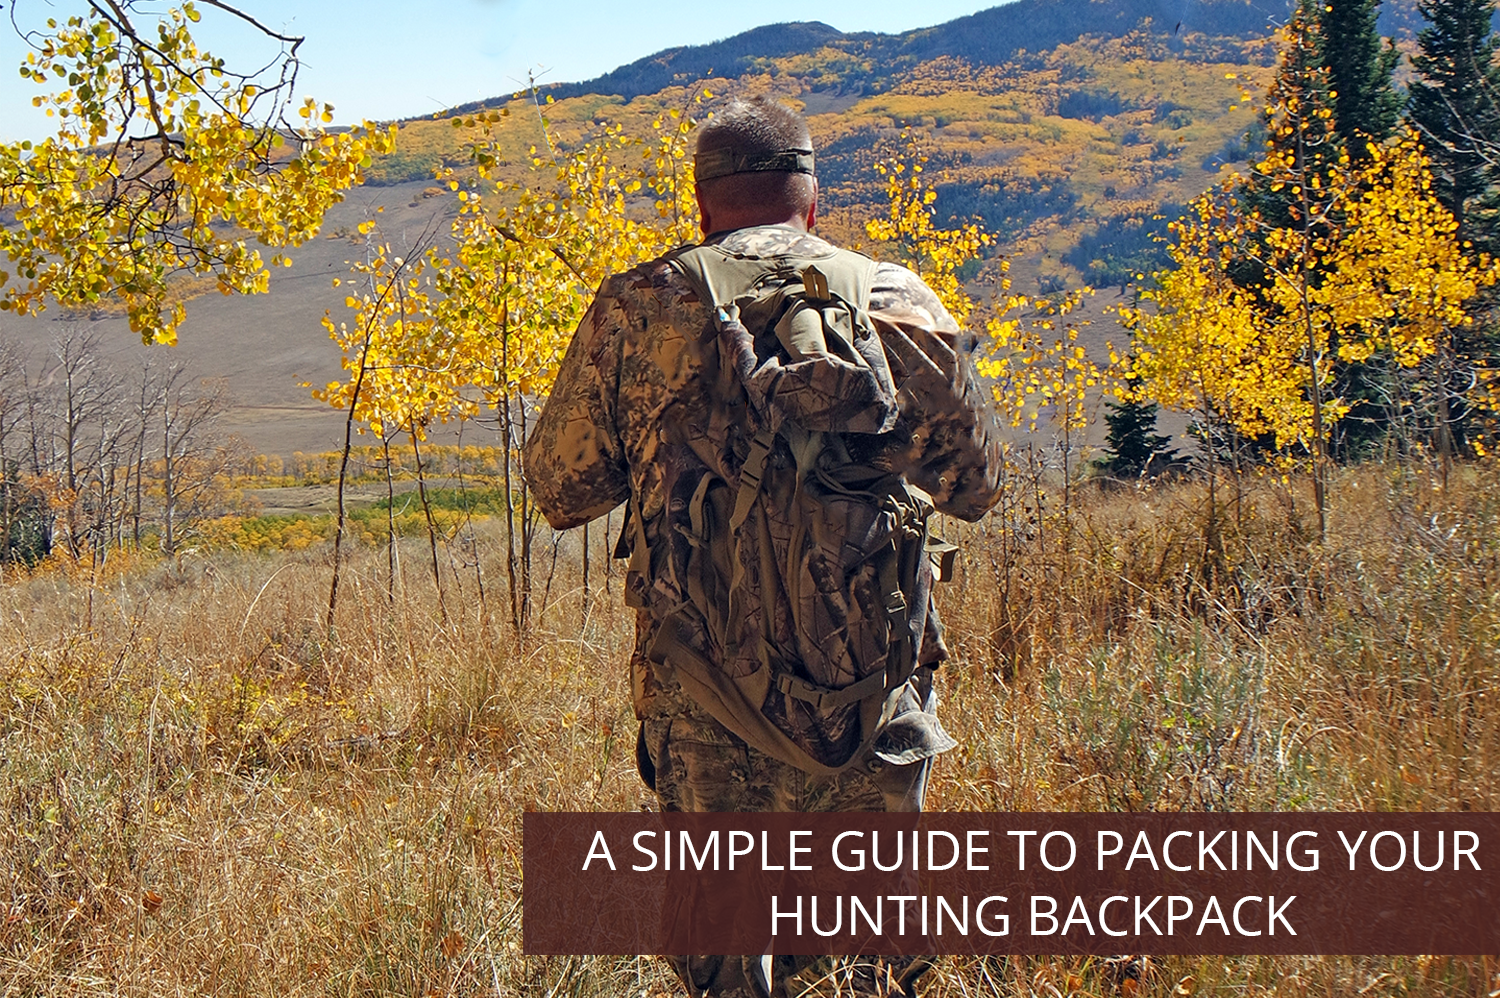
669, 241, 879, 312
669, 244, 778, 309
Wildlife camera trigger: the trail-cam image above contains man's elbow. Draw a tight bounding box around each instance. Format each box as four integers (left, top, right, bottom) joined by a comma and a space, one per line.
938, 493, 999, 524
934, 471, 1003, 523
540, 506, 586, 532
527, 483, 627, 532
525, 483, 588, 532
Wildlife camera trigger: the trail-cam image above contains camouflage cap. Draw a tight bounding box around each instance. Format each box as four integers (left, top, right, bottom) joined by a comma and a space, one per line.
694, 146, 814, 181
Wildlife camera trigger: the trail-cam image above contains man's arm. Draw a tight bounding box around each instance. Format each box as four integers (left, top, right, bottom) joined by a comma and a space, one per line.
868, 262, 1005, 522
522, 282, 631, 531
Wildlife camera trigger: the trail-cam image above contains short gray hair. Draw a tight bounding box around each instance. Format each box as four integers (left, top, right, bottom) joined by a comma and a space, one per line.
695, 98, 816, 223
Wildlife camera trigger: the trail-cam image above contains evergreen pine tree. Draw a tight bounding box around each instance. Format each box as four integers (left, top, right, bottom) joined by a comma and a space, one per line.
1099, 396, 1178, 479
1319, 0, 1402, 154
1316, 0, 1406, 456
1232, 3, 1341, 280
1407, 0, 1500, 235
1407, 0, 1500, 457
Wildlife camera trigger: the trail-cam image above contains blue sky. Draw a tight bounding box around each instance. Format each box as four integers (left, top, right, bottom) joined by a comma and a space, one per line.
0, 0, 1012, 140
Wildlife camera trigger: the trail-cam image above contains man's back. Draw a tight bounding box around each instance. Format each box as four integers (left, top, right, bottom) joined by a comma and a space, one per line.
525, 224, 1002, 750
524, 95, 1003, 997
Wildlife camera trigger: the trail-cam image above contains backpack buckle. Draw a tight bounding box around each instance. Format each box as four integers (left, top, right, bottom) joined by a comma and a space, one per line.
776, 670, 886, 710
776, 672, 822, 707
801, 264, 830, 301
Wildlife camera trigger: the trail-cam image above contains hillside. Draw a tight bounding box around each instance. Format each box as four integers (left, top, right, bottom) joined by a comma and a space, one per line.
354, 0, 1291, 339
378, 9, 1284, 278
0, 0, 1438, 457
494, 0, 1432, 108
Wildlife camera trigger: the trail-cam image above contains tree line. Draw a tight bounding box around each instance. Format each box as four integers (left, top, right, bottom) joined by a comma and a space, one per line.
1114, 0, 1500, 535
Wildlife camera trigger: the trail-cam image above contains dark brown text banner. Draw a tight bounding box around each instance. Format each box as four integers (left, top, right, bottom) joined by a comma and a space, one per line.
522, 813, 1498, 956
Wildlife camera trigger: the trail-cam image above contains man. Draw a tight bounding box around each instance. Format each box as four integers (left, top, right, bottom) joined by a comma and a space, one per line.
524, 97, 1004, 997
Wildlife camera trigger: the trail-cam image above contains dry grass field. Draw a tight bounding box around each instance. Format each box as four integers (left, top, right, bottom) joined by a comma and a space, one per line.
0, 457, 1497, 996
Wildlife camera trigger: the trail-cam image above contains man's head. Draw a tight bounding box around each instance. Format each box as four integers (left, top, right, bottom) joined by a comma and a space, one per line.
694, 97, 817, 237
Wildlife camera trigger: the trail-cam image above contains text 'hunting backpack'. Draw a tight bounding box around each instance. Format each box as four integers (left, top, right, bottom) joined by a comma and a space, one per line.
617, 239, 958, 787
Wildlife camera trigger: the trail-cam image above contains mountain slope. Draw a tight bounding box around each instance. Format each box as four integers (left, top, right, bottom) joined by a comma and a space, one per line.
5, 0, 1450, 456
475, 0, 1436, 111
510, 0, 1281, 106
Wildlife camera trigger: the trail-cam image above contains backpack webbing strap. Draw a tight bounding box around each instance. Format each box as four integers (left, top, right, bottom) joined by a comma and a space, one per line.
646, 605, 907, 778
616, 495, 652, 609
754, 499, 780, 642
729, 430, 776, 531
775, 669, 887, 710
878, 533, 916, 692
684, 472, 714, 548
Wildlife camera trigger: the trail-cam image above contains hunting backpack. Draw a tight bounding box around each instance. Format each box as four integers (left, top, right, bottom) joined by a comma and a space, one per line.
618, 239, 958, 780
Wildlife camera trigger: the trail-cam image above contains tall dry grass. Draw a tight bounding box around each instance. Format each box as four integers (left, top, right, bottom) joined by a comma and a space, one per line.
0, 458, 1496, 996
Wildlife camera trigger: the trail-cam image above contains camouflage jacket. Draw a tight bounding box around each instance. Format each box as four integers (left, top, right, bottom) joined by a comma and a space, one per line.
524, 225, 1004, 737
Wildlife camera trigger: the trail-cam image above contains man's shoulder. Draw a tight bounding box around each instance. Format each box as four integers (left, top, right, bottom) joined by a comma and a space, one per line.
868, 260, 961, 334
602, 252, 695, 297
869, 259, 930, 295
584, 252, 707, 336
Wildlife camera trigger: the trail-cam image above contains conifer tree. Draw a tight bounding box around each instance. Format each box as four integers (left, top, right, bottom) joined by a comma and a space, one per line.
1407, 0, 1500, 457
1319, 0, 1402, 154
1407, 0, 1500, 234
1314, 0, 1406, 456
1098, 395, 1177, 479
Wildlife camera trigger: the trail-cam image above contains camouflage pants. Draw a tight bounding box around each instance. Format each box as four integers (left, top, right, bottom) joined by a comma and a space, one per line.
639, 711, 935, 998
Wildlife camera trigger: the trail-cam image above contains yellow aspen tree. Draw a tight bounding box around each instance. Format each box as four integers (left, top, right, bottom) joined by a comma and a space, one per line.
865, 134, 1106, 433
1319, 132, 1498, 465
0, 2, 396, 345
318, 95, 705, 630
865, 133, 991, 328
1122, 185, 1310, 453
323, 95, 705, 436
1125, 132, 1494, 537
1240, 10, 1346, 534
